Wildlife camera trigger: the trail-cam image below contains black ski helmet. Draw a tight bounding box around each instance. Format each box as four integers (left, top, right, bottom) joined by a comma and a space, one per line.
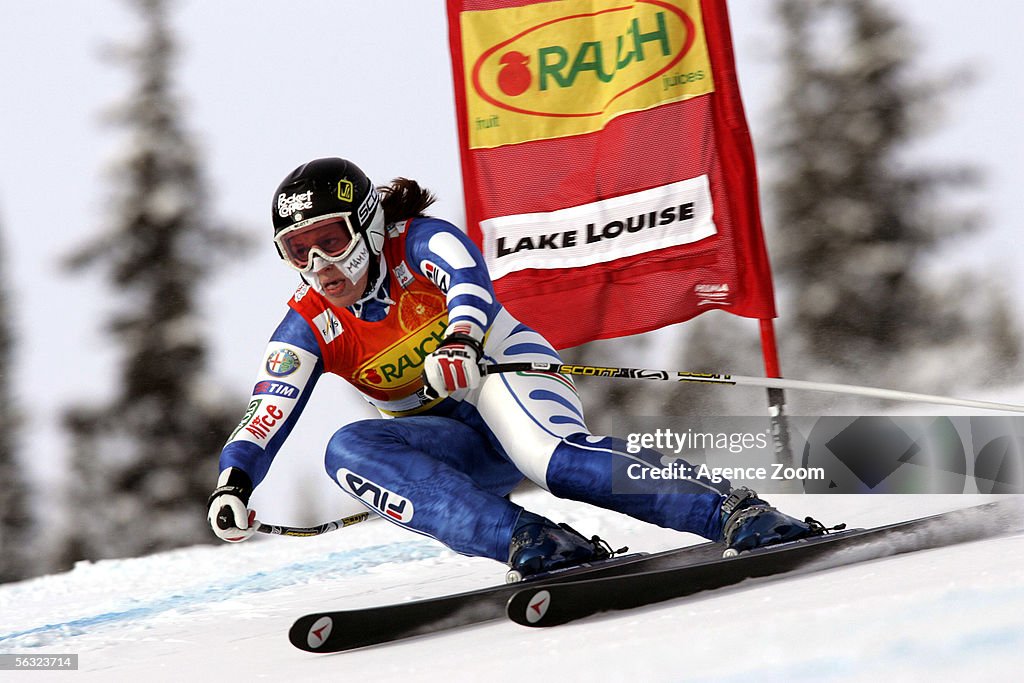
272, 157, 386, 290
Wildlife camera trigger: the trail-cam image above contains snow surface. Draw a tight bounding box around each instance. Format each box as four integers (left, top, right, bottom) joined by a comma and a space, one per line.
1, 492, 1022, 683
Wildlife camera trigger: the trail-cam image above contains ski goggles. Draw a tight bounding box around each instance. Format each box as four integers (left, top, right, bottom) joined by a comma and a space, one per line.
275, 213, 359, 272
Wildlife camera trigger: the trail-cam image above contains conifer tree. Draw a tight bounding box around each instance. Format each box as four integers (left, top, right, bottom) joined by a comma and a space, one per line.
60, 0, 245, 564
665, 0, 1019, 418
0, 219, 32, 583
768, 0, 1018, 393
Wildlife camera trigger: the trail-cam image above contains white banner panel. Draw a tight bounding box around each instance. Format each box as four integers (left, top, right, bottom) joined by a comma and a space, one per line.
481, 175, 717, 279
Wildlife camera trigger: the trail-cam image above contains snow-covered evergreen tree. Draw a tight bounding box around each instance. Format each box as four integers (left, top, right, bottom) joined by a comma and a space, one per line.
0, 217, 32, 583
668, 0, 1020, 418
60, 0, 246, 565
768, 0, 1019, 395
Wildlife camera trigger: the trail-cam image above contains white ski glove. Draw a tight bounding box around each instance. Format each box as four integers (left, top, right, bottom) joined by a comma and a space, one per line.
423, 324, 485, 397
207, 467, 257, 543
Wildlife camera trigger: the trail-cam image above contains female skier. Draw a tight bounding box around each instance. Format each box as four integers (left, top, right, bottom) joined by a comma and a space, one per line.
207, 157, 818, 577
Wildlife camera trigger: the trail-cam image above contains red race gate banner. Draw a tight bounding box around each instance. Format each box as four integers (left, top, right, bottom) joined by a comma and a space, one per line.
446, 0, 776, 350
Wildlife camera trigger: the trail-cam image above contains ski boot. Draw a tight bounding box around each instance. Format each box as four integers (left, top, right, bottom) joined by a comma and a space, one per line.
720, 487, 832, 557
506, 511, 613, 583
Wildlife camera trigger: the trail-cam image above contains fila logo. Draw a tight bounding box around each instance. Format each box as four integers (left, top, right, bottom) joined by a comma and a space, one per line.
421, 260, 450, 292
336, 468, 414, 523
312, 309, 343, 344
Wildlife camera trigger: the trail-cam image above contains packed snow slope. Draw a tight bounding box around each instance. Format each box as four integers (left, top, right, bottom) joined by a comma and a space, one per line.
1, 493, 1022, 682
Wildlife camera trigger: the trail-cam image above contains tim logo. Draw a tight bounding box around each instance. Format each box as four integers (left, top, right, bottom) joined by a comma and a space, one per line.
253, 380, 300, 399
336, 468, 414, 523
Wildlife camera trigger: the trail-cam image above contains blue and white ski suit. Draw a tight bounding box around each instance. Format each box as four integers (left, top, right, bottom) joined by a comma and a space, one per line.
218, 216, 730, 560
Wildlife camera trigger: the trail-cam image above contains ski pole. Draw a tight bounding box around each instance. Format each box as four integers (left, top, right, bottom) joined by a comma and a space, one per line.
482, 362, 1024, 414
255, 511, 374, 537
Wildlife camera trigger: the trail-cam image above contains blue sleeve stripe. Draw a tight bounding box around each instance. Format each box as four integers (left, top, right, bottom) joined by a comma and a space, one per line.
528, 388, 585, 419
549, 415, 587, 429
504, 342, 562, 361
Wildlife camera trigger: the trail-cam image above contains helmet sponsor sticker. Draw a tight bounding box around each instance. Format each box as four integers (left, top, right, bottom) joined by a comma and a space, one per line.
336, 468, 414, 523
266, 348, 302, 376
337, 178, 354, 203
277, 190, 313, 218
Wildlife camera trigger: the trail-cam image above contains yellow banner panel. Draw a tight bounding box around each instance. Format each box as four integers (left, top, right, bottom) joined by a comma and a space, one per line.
460, 0, 715, 149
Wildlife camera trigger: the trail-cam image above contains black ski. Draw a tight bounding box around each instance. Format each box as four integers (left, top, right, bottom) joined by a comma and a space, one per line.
507, 500, 1021, 627
289, 540, 727, 652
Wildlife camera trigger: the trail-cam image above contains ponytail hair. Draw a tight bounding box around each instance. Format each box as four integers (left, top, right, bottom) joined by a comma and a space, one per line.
379, 177, 437, 224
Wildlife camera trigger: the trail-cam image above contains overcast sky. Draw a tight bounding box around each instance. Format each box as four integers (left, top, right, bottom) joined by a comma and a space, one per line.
1, 1, 1021, 524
